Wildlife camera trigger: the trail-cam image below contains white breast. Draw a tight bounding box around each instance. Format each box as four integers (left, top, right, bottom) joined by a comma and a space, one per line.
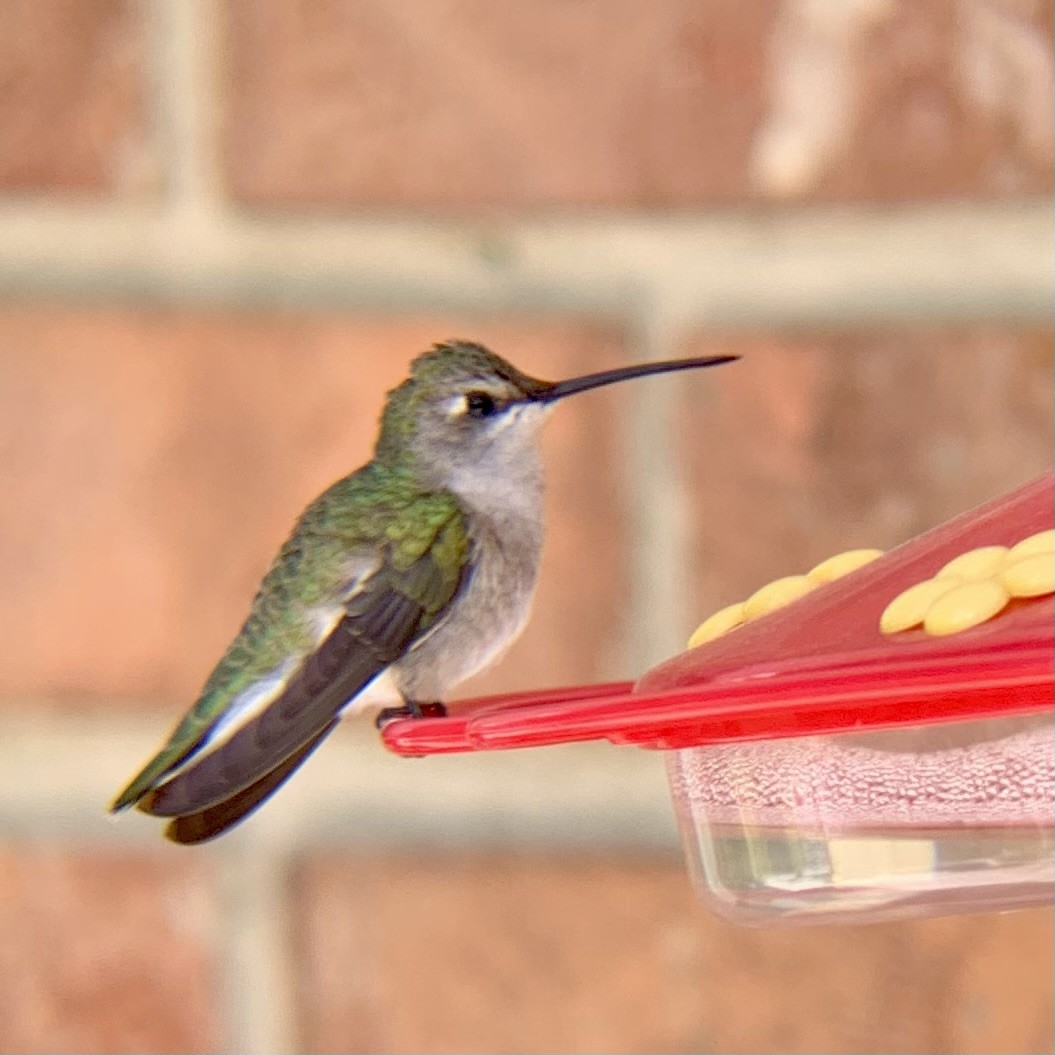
393, 461, 545, 703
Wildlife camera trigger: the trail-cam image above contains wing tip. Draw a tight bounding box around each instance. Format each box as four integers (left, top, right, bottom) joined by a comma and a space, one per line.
109, 783, 162, 816
110, 761, 167, 814
111, 723, 213, 816
110, 781, 146, 814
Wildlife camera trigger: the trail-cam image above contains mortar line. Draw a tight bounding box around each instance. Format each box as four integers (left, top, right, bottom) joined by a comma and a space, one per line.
626, 307, 724, 1055
149, 0, 224, 217
214, 843, 301, 1055
0, 202, 1050, 325
622, 308, 694, 674
0, 715, 680, 851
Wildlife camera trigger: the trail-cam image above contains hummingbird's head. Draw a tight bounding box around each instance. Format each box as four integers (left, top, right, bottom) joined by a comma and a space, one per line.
375, 340, 739, 499
375, 341, 554, 494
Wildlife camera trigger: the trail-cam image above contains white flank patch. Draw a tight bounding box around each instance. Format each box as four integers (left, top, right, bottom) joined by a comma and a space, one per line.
199, 658, 301, 752
340, 668, 401, 715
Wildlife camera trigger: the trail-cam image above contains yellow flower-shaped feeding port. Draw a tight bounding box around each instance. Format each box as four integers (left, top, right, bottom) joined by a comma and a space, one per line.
688, 548, 884, 649
880, 529, 1054, 637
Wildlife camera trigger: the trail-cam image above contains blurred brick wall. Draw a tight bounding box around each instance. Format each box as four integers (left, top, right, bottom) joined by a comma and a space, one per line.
0, 2, 1052, 1053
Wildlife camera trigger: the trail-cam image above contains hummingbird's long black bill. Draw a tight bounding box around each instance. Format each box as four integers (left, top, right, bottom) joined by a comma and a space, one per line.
535, 354, 739, 403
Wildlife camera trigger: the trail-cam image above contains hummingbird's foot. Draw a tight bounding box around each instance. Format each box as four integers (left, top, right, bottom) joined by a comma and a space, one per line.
374, 700, 447, 729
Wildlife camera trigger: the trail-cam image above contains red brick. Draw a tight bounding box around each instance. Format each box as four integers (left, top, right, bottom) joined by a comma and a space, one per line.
296, 855, 1054, 1054
679, 328, 1054, 627
0, 307, 627, 708
752, 1, 1054, 200
0, 848, 216, 1054
0, 0, 152, 196
223, 0, 1052, 209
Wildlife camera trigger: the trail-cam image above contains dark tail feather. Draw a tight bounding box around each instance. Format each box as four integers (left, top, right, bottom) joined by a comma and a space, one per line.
159, 721, 338, 845
137, 610, 404, 818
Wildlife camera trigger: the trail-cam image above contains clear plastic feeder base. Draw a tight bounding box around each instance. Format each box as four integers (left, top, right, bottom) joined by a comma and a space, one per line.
669, 715, 1054, 925
383, 474, 1055, 927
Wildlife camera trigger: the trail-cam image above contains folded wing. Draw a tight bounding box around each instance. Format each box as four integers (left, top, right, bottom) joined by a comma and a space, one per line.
113, 494, 470, 843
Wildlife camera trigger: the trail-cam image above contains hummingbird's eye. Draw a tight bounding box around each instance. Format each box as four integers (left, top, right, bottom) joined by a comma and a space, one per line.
465, 391, 498, 419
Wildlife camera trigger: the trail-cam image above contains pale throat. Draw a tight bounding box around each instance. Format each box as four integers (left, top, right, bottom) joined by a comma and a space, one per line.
425, 405, 550, 524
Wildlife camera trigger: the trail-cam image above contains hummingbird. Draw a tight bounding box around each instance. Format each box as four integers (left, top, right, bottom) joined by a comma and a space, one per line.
112, 341, 737, 843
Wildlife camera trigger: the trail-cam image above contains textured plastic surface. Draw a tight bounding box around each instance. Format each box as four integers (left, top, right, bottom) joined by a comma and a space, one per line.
669, 712, 1053, 925
382, 474, 1054, 925
382, 473, 1054, 757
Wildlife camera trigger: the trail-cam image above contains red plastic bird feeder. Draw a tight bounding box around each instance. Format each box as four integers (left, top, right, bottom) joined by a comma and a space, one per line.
382, 474, 1055, 925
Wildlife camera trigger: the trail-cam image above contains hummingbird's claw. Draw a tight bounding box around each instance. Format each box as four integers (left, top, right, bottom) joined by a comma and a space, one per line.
374, 700, 447, 729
